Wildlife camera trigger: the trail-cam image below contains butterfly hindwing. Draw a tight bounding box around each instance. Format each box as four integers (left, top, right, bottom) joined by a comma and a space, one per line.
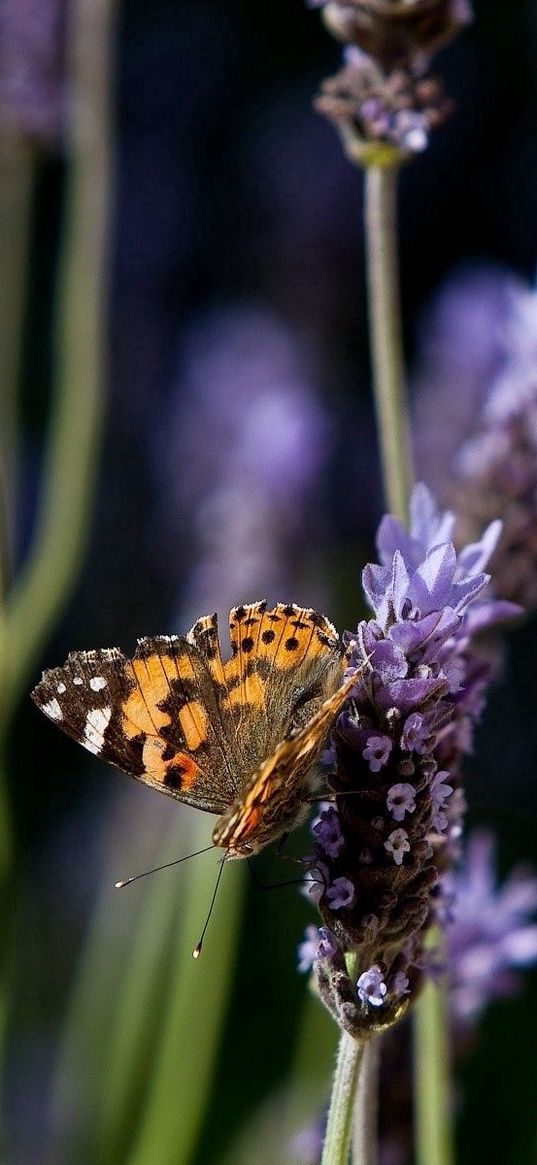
213, 669, 357, 853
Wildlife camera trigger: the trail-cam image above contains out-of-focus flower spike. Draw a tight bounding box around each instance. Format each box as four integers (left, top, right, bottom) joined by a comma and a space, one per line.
314, 50, 454, 167
309, 0, 471, 166
308, 0, 472, 67
413, 271, 537, 611
443, 829, 537, 1027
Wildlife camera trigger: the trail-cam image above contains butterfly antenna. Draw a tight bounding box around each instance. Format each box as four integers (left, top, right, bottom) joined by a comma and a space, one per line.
192, 856, 227, 959
115, 844, 215, 888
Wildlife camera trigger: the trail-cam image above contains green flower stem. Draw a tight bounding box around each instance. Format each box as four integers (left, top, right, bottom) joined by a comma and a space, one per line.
0, 143, 34, 884
321, 1033, 366, 1165
352, 1036, 379, 1165
414, 976, 454, 1165
364, 158, 454, 1164
364, 162, 414, 523
3, 0, 117, 727
0, 143, 34, 590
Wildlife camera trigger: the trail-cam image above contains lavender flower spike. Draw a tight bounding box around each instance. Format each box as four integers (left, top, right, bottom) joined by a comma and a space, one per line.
304, 484, 520, 1039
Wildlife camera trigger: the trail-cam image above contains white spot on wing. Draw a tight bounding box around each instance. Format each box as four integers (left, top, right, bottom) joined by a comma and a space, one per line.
42, 698, 63, 721
73, 677, 83, 686
56, 682, 66, 694
83, 707, 112, 754
90, 676, 107, 691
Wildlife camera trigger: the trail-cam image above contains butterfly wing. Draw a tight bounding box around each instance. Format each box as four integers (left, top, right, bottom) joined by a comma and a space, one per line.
187, 602, 346, 775
31, 636, 239, 814
213, 669, 357, 855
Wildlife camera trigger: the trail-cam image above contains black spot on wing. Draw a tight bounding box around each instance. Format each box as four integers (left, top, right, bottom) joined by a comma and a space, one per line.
163, 763, 188, 790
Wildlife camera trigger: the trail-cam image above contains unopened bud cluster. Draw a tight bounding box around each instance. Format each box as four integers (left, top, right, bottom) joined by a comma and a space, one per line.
309, 0, 472, 163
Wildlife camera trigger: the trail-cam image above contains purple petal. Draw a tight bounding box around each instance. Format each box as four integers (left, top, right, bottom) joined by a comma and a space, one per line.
457, 519, 502, 575
410, 482, 456, 550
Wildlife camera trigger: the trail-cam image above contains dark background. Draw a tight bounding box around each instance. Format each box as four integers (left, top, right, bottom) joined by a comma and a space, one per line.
8, 0, 537, 1161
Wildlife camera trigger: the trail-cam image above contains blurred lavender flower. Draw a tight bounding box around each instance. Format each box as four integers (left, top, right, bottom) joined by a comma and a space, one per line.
308, 0, 472, 67
444, 829, 537, 1027
374, 828, 537, 1165
412, 269, 514, 493
310, 0, 470, 164
301, 484, 519, 1038
413, 270, 537, 609
156, 304, 331, 628
0, 0, 65, 143
315, 47, 453, 164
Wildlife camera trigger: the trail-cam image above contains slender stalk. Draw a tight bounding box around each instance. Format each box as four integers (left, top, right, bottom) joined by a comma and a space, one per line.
321, 1033, 365, 1165
0, 144, 34, 879
414, 977, 454, 1165
364, 158, 454, 1163
352, 1036, 379, 1165
3, 0, 117, 726
364, 163, 414, 522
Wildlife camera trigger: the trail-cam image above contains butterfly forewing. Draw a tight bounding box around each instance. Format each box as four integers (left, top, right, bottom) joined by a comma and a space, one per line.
31, 636, 239, 814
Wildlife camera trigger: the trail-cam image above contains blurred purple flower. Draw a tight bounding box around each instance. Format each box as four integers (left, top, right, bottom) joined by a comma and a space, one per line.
156, 304, 331, 626
314, 47, 453, 165
412, 268, 518, 497
0, 0, 65, 143
444, 829, 537, 1027
298, 924, 339, 972
375, 828, 537, 1165
413, 269, 537, 609
308, 0, 472, 67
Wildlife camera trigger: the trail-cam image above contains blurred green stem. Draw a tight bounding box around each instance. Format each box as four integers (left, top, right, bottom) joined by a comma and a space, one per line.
0, 144, 35, 879
0, 143, 34, 593
364, 163, 414, 523
3, 0, 117, 727
414, 976, 454, 1165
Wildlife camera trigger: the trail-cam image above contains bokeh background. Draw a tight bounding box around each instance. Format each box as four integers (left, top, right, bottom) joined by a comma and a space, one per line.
2, 0, 537, 1162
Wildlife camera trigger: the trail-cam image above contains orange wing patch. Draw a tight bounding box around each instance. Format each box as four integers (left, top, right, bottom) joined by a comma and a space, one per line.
121, 647, 209, 753
223, 601, 340, 707
122, 651, 186, 739
225, 600, 268, 709
256, 603, 339, 672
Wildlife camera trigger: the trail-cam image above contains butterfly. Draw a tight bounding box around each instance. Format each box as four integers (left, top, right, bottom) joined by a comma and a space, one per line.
31, 601, 358, 858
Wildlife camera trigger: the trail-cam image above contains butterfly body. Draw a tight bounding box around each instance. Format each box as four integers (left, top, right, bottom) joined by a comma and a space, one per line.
32, 602, 357, 858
